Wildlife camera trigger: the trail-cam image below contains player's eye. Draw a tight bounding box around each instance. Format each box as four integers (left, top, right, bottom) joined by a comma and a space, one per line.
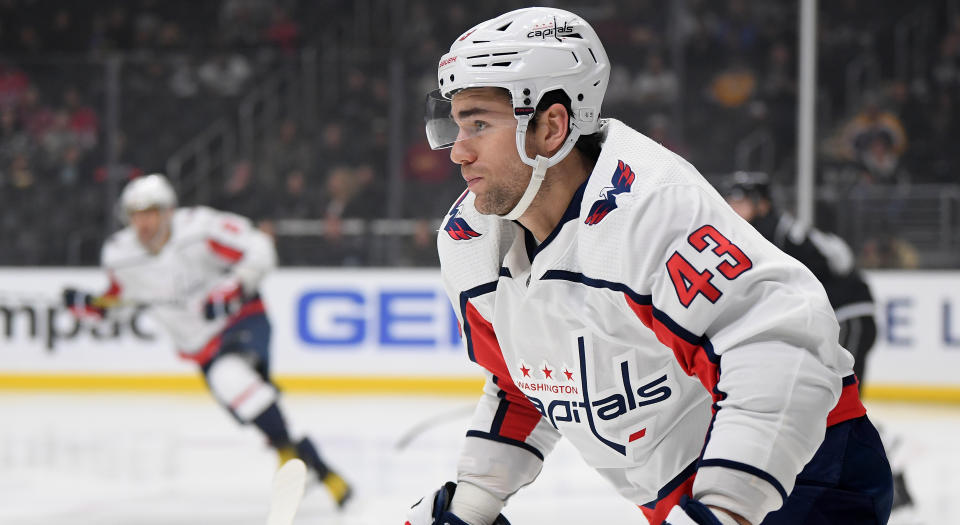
469, 120, 488, 133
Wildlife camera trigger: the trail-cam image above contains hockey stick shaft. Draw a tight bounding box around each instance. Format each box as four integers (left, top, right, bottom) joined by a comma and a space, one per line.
266, 458, 308, 525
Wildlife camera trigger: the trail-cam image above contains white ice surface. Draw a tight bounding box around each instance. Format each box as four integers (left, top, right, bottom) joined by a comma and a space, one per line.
0, 393, 955, 524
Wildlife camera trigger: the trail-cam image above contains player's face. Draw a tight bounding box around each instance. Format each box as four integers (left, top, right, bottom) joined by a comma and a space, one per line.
726, 196, 758, 222
129, 208, 172, 252
449, 88, 531, 216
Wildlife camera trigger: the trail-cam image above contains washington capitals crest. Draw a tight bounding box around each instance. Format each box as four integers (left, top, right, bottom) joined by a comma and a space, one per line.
443, 190, 481, 240
585, 160, 636, 225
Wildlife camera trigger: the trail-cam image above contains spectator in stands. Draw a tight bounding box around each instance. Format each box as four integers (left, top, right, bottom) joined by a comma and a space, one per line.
155, 21, 186, 51
321, 164, 372, 220
760, 40, 796, 164
168, 56, 201, 98
91, 132, 143, 185
317, 119, 364, 167
839, 95, 908, 166
214, 160, 270, 223
219, 0, 273, 49
0, 63, 29, 108
857, 134, 908, 187
633, 53, 679, 109
273, 169, 316, 219
317, 165, 367, 265
403, 129, 458, 217
644, 113, 687, 156
55, 144, 84, 187
62, 87, 98, 150
394, 219, 439, 267
7, 152, 35, 190
926, 90, 960, 182
859, 232, 920, 269
0, 107, 32, 169
712, 0, 762, 60
40, 111, 80, 170
707, 55, 757, 110
932, 19, 960, 90
17, 87, 54, 140
259, 119, 312, 185
47, 8, 86, 52
197, 50, 252, 97
265, 5, 300, 54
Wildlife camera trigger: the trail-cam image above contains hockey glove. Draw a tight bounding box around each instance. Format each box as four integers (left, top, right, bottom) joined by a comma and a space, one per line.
63, 288, 109, 318
664, 496, 743, 525
405, 482, 511, 525
203, 278, 246, 320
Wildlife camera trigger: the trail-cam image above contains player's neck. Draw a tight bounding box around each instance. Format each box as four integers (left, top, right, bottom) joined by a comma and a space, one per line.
144, 229, 171, 254
517, 152, 591, 242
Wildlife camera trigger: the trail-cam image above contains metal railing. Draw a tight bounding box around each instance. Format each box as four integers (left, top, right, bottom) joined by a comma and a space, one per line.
826, 183, 960, 268
164, 47, 317, 205
165, 118, 235, 206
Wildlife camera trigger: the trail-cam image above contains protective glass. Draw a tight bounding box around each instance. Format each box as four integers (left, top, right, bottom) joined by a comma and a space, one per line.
424, 89, 518, 150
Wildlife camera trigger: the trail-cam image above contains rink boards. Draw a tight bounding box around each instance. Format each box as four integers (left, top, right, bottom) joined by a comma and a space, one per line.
0, 268, 957, 402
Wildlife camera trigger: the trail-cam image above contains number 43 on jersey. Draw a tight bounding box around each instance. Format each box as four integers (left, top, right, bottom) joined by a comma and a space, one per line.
666, 225, 753, 307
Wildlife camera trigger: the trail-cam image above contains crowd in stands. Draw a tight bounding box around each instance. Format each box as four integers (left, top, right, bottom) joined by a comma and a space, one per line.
0, 0, 957, 268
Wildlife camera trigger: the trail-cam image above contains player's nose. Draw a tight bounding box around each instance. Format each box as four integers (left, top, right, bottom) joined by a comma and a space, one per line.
450, 138, 476, 166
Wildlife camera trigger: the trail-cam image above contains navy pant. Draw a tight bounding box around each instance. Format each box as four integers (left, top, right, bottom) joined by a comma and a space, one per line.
762, 416, 893, 524
201, 312, 273, 380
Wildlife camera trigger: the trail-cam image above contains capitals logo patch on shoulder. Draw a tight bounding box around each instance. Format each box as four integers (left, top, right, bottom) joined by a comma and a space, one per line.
443, 190, 481, 241
585, 160, 636, 225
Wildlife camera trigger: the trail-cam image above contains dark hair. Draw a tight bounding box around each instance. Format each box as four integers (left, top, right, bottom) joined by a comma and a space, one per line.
723, 171, 772, 202
529, 90, 603, 163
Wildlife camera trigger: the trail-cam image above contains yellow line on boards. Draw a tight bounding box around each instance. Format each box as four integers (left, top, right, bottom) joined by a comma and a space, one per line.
1, 374, 959, 403
862, 384, 960, 404
0, 374, 485, 395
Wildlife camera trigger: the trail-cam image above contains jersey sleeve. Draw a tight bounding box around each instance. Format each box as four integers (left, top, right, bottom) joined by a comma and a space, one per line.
619, 183, 854, 524
202, 208, 277, 292
767, 213, 833, 281
457, 370, 562, 501
441, 265, 561, 501
99, 235, 127, 305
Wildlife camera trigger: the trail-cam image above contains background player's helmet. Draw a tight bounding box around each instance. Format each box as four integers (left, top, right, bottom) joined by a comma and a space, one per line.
120, 173, 177, 217
426, 7, 610, 219
724, 171, 772, 202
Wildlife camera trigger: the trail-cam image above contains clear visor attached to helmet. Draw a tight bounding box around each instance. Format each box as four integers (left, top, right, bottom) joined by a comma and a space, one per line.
424, 89, 519, 150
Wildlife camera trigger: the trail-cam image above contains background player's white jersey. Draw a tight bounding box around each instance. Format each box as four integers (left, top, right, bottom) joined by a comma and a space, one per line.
437, 119, 865, 524
102, 206, 276, 357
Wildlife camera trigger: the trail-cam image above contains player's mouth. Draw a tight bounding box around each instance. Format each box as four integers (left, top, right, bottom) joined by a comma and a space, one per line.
464, 175, 483, 189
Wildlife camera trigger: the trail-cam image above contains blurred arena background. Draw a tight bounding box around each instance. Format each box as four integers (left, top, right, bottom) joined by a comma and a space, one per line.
0, 0, 958, 524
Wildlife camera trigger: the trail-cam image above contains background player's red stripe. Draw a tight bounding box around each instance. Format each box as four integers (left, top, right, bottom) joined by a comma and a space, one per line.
207, 238, 244, 262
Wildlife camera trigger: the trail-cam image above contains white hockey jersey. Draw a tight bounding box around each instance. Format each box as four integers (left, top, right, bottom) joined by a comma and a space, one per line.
101, 206, 276, 361
437, 119, 866, 525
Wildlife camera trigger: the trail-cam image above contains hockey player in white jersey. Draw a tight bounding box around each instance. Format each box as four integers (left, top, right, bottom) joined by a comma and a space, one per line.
407, 7, 892, 525
64, 174, 351, 508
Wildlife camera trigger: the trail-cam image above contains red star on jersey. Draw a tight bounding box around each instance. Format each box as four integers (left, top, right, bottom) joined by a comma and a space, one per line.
520, 364, 530, 377
542, 365, 553, 379
563, 369, 574, 381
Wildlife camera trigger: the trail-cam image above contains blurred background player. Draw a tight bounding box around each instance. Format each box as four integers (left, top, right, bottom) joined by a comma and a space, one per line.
722, 170, 914, 516
63, 173, 351, 508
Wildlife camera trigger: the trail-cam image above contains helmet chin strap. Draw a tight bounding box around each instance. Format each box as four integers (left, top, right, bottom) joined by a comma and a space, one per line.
501, 154, 549, 221
500, 121, 581, 221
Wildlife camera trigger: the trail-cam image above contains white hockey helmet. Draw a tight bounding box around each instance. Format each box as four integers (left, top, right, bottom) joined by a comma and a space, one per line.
426, 7, 610, 220
120, 173, 177, 218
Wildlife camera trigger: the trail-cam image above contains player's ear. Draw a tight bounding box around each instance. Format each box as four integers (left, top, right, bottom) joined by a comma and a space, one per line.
539, 102, 570, 155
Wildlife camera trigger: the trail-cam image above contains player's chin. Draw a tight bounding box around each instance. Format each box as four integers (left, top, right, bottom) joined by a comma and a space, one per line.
473, 196, 500, 216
